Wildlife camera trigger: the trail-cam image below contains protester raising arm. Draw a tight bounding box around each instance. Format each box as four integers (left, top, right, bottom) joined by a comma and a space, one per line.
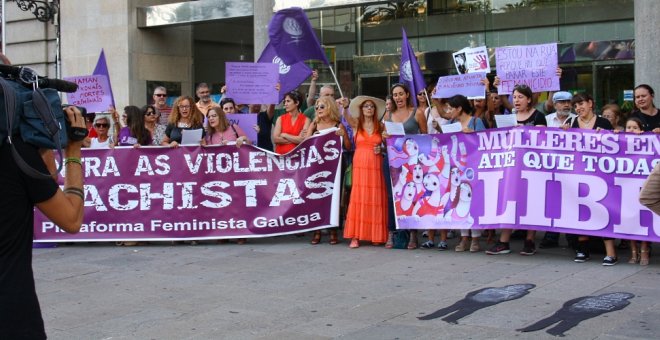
306, 70, 319, 108
35, 106, 85, 233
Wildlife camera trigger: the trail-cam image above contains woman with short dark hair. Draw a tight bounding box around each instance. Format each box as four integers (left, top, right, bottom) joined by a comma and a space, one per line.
272, 90, 310, 155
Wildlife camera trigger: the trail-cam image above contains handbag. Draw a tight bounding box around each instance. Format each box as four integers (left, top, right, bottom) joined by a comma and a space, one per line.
0, 77, 67, 178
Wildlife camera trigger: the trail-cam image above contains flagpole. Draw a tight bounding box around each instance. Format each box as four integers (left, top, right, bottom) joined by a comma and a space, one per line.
327, 65, 344, 99
423, 89, 431, 108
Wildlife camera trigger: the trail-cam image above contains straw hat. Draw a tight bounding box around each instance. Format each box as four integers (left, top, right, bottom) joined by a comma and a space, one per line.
348, 96, 386, 119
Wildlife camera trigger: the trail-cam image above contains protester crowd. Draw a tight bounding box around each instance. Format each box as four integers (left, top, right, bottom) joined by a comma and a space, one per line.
78, 70, 659, 267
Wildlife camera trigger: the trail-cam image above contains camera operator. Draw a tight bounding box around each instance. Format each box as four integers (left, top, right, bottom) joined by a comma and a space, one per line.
0, 105, 85, 339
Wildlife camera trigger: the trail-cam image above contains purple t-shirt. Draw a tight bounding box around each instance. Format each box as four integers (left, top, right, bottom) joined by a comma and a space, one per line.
118, 127, 151, 146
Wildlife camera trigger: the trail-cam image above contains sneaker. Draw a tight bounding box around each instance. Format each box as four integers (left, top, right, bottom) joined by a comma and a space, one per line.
602, 256, 618, 266
455, 239, 468, 252
486, 242, 511, 255
520, 240, 536, 256
422, 231, 428, 238
438, 241, 448, 251
421, 240, 434, 249
469, 240, 480, 252
574, 252, 590, 262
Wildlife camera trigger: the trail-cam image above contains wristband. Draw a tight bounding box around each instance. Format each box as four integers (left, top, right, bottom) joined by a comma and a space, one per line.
64, 157, 82, 166
63, 187, 84, 200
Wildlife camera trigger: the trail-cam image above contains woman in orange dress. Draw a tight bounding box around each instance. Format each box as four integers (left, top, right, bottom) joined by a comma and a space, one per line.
344, 96, 388, 248
272, 90, 310, 154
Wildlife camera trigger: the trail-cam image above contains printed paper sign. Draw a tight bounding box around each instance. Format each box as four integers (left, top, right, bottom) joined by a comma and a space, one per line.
226, 113, 258, 143
434, 72, 487, 99
64, 75, 113, 112
454, 46, 490, 74
495, 43, 559, 94
225, 62, 279, 105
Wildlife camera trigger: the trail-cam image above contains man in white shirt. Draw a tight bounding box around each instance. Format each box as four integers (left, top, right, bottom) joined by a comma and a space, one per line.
545, 91, 576, 128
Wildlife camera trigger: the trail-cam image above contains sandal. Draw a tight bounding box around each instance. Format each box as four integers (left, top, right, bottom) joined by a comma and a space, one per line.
349, 238, 359, 249
329, 230, 339, 245
385, 232, 393, 249
311, 231, 322, 245
640, 249, 650, 266
628, 250, 639, 264
407, 231, 418, 249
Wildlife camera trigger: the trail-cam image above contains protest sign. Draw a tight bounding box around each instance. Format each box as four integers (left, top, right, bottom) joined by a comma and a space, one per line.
434, 72, 487, 99
64, 75, 113, 112
454, 47, 490, 74
225, 62, 279, 105
34, 133, 342, 242
226, 113, 258, 143
385, 127, 660, 242
495, 43, 559, 94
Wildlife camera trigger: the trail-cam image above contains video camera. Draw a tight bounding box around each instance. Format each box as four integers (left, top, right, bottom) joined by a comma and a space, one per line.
0, 65, 87, 178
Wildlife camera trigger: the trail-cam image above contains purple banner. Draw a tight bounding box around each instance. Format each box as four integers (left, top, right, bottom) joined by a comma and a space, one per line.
34, 133, 342, 242
226, 113, 258, 143
225, 62, 279, 105
433, 72, 487, 99
64, 74, 113, 112
386, 127, 660, 242
495, 43, 559, 95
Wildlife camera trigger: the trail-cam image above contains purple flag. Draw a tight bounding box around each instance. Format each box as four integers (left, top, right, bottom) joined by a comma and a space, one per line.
92, 49, 116, 108
258, 42, 313, 101
268, 7, 329, 65
400, 28, 426, 107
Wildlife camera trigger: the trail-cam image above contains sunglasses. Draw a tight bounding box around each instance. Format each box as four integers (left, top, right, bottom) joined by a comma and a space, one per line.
315, 105, 326, 110
95, 123, 109, 128
154, 93, 167, 97
144, 111, 157, 116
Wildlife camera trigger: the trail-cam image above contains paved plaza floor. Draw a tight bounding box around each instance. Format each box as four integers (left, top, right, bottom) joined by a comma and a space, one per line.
34, 235, 660, 339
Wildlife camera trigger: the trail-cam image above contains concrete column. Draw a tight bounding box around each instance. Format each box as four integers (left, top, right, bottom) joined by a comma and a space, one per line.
253, 0, 275, 61
634, 0, 660, 91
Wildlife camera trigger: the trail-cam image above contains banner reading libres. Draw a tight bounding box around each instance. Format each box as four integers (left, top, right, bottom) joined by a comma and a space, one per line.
386, 127, 660, 242
34, 132, 342, 242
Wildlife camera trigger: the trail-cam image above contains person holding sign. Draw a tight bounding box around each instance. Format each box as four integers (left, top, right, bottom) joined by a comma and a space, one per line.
630, 84, 659, 132
117, 106, 152, 147
305, 97, 352, 245
383, 83, 428, 249
142, 105, 167, 146
562, 93, 616, 265
443, 95, 485, 252
272, 91, 310, 155
487, 84, 546, 257
84, 114, 115, 149
161, 96, 205, 147
344, 96, 388, 248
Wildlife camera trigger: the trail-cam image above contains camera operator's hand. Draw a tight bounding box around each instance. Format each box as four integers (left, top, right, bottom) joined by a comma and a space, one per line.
64, 106, 86, 150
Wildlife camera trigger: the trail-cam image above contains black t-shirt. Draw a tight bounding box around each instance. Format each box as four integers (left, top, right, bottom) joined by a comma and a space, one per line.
165, 123, 205, 144
0, 139, 58, 339
570, 116, 614, 130
257, 111, 274, 151
631, 109, 660, 132
517, 110, 547, 126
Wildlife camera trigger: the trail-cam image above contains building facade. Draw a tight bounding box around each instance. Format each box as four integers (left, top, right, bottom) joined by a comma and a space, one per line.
2, 0, 658, 111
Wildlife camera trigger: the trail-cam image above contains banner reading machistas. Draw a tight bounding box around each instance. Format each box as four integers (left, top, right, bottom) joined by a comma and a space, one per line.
34, 133, 342, 242
386, 127, 660, 242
